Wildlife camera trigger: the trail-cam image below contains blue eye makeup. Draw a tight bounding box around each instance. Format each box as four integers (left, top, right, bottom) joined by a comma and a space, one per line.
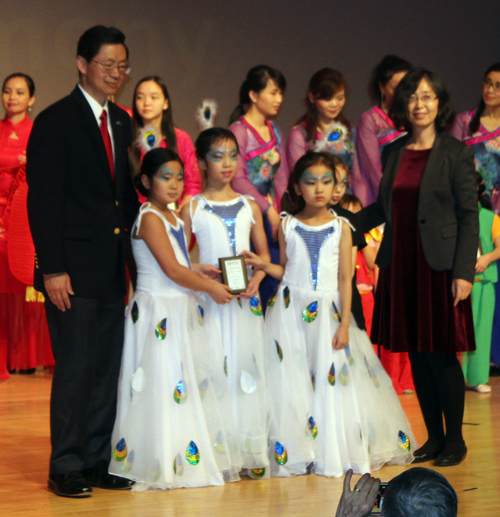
300, 169, 334, 184
207, 146, 238, 163
156, 163, 183, 182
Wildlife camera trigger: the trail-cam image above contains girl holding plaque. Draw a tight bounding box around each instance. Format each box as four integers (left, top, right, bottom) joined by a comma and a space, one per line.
110, 148, 242, 489
242, 152, 415, 478
180, 127, 272, 479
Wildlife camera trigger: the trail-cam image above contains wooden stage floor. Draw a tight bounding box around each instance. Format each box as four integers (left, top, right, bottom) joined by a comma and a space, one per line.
0, 372, 498, 516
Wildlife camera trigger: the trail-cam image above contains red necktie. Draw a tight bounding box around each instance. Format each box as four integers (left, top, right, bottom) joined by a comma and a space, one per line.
100, 110, 114, 181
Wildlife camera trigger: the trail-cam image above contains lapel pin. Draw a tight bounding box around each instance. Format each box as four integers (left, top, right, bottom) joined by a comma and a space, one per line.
116, 121, 122, 126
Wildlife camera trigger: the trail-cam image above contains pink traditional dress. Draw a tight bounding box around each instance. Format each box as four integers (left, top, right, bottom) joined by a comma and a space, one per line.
354, 107, 413, 393
137, 127, 202, 205
0, 116, 53, 379
355, 106, 407, 206
229, 116, 288, 307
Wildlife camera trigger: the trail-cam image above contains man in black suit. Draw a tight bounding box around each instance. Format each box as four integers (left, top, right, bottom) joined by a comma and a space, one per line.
27, 26, 139, 498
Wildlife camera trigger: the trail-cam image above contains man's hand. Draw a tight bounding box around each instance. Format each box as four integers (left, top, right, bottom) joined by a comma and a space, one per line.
335, 470, 380, 517
44, 272, 74, 311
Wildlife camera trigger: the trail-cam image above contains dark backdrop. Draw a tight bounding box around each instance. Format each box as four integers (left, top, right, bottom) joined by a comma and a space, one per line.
1, 0, 500, 138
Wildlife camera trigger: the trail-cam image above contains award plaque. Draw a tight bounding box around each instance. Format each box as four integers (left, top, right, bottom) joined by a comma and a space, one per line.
219, 256, 248, 294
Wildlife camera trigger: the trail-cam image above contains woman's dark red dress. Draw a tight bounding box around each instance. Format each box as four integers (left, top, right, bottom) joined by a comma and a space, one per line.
372, 148, 475, 354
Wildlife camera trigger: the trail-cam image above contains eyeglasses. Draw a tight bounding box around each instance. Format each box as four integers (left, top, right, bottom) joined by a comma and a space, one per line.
408, 94, 437, 105
91, 60, 130, 75
483, 79, 500, 94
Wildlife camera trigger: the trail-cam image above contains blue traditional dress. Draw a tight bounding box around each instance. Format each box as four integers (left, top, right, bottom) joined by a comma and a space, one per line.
450, 111, 500, 366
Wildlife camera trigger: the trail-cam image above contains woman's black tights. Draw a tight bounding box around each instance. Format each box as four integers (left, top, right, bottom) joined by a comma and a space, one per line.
408, 351, 466, 455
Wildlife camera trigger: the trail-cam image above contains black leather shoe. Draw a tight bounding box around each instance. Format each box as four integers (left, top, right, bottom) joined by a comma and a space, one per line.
412, 444, 444, 464
48, 472, 92, 498
434, 445, 467, 467
83, 461, 134, 490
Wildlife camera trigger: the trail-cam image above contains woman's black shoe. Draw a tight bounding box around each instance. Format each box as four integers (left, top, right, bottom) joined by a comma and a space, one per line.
434, 445, 467, 467
48, 472, 92, 498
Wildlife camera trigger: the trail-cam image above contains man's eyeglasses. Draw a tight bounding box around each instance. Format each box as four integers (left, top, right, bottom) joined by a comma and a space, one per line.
91, 60, 130, 75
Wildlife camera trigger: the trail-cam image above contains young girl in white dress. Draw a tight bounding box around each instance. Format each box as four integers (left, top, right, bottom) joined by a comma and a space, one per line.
180, 128, 272, 479
243, 151, 415, 478
110, 148, 242, 490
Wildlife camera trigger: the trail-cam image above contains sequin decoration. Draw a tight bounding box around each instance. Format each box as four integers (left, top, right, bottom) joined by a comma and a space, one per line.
151, 460, 161, 482
328, 128, 343, 141
173, 452, 184, 476
345, 345, 354, 366
155, 318, 167, 340
303, 301, 318, 323
113, 438, 127, 461
311, 371, 316, 391
198, 378, 208, 400
267, 289, 277, 307
214, 431, 225, 454
284, 286, 291, 308
173, 380, 187, 404
250, 296, 263, 316
186, 441, 200, 465
224, 356, 228, 376
197, 305, 204, 326
170, 225, 191, 267
294, 225, 334, 289
308, 416, 318, 439
274, 442, 288, 465
203, 200, 245, 256
331, 300, 341, 322
240, 370, 257, 393
131, 367, 145, 392
365, 357, 380, 387
328, 363, 336, 386
237, 298, 242, 309
122, 450, 134, 473
250, 468, 266, 479
131, 301, 139, 323
398, 430, 411, 452
339, 363, 349, 386
275, 340, 283, 362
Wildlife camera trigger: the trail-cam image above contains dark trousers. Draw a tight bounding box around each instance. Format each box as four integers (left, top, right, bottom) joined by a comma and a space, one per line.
258, 214, 279, 314
45, 294, 124, 475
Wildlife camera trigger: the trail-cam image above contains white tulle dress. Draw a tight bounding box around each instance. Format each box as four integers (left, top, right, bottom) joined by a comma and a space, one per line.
265, 213, 416, 478
109, 203, 242, 489
190, 194, 271, 478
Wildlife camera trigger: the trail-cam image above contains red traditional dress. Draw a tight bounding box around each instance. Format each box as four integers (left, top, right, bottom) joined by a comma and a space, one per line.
0, 115, 53, 379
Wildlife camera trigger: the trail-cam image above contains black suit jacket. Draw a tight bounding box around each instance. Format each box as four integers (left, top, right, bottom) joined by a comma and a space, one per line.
27, 86, 140, 297
358, 132, 478, 283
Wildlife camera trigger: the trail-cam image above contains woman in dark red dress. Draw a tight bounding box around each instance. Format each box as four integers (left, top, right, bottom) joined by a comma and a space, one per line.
359, 69, 478, 467
0, 73, 53, 380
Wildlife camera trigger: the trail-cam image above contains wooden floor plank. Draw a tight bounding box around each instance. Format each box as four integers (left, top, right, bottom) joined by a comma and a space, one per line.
0, 372, 498, 516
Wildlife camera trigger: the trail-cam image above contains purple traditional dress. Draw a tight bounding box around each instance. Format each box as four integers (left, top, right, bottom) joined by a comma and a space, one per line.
450, 111, 500, 365
355, 106, 407, 206
287, 121, 359, 187
229, 117, 288, 307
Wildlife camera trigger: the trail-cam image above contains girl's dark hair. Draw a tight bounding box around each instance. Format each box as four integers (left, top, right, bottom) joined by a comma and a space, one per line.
2, 73, 35, 97
470, 62, 500, 133
287, 151, 342, 214
135, 148, 183, 197
229, 65, 286, 124
389, 68, 455, 133
195, 127, 239, 161
368, 55, 412, 104
339, 193, 363, 211
131, 76, 178, 174
299, 68, 351, 143
476, 171, 493, 210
